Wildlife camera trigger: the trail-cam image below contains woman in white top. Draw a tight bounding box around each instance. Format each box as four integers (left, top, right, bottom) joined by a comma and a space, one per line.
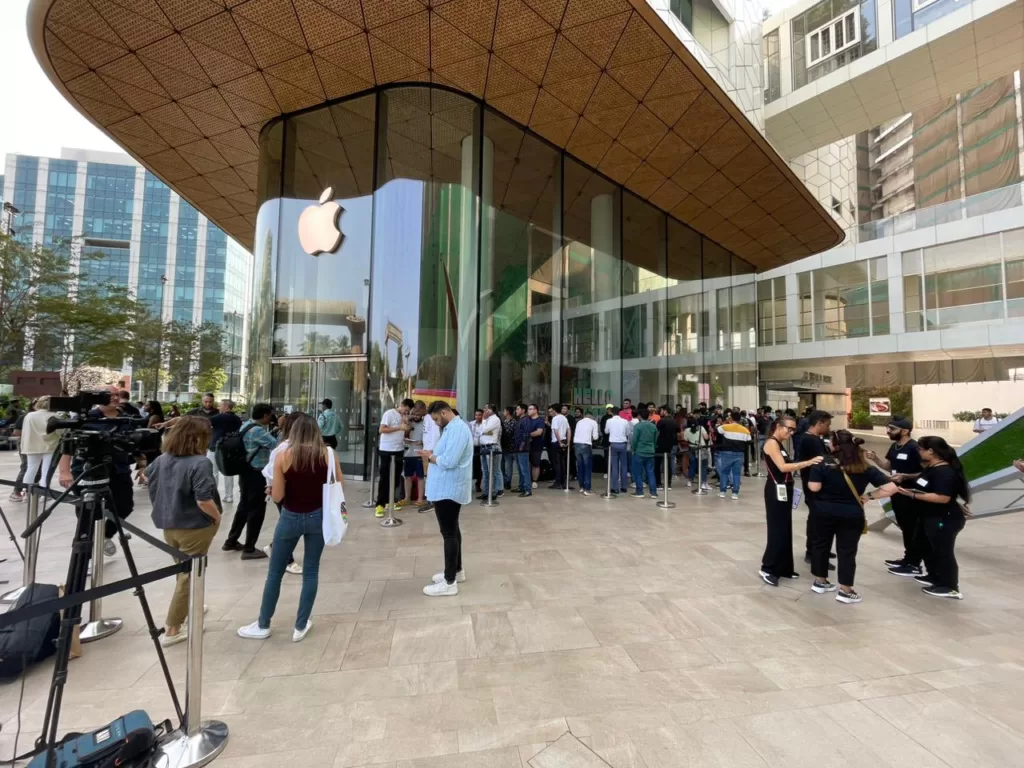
20, 397, 61, 490
262, 412, 302, 575
683, 418, 709, 489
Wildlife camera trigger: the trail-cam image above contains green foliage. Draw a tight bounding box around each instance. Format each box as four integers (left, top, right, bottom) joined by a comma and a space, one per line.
850, 410, 874, 429
960, 418, 1024, 481
851, 386, 913, 425
194, 367, 227, 395
953, 410, 1009, 422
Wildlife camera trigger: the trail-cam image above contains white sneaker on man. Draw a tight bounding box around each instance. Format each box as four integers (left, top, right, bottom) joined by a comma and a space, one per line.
423, 581, 458, 597
237, 621, 271, 640
432, 570, 466, 584
103, 539, 117, 557
286, 562, 303, 575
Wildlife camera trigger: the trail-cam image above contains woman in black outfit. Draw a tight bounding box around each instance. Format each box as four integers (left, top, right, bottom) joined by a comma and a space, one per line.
760, 414, 823, 586
870, 435, 969, 600
807, 431, 891, 604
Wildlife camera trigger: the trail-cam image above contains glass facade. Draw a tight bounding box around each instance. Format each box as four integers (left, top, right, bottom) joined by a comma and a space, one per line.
251, 85, 757, 476
791, 0, 878, 90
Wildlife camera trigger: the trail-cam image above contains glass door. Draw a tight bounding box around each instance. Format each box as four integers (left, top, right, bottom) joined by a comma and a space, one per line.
269, 356, 367, 477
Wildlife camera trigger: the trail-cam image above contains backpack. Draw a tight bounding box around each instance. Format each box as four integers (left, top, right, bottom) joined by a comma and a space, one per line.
0, 583, 60, 681
215, 423, 259, 476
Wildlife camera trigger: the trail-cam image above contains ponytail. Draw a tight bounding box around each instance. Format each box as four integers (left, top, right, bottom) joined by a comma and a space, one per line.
919, 435, 971, 503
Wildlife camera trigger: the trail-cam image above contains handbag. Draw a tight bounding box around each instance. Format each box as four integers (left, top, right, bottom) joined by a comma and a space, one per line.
322, 447, 348, 546
840, 469, 870, 535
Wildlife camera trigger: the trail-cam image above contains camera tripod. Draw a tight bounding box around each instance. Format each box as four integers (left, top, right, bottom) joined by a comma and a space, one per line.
23, 456, 183, 767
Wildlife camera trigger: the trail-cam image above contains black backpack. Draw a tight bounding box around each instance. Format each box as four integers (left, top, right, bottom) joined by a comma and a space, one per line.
215, 423, 259, 477
0, 583, 60, 681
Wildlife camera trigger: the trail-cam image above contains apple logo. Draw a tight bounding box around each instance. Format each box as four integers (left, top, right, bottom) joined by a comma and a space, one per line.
298, 186, 345, 256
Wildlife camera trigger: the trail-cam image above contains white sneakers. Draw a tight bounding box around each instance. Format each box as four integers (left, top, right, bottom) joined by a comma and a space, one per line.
293, 620, 312, 642
237, 620, 313, 642
423, 581, 458, 596
432, 570, 466, 583
286, 562, 303, 575
237, 621, 271, 640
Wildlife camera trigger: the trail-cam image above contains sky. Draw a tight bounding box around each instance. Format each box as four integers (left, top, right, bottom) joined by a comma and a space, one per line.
0, 0, 121, 161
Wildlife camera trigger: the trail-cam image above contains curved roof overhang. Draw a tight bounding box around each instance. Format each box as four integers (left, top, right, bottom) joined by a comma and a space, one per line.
27, 0, 844, 269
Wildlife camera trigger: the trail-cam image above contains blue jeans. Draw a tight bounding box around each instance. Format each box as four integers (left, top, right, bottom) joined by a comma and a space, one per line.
610, 443, 628, 493
480, 447, 502, 496
503, 452, 515, 488
632, 454, 656, 496
688, 449, 708, 484
258, 508, 326, 631
717, 452, 743, 494
517, 451, 532, 493
574, 444, 593, 491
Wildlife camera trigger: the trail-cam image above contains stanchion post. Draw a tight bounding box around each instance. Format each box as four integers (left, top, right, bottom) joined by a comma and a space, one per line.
80, 515, 123, 642
0, 490, 40, 605
601, 447, 614, 500
362, 445, 379, 508
692, 443, 708, 496
153, 556, 229, 768
563, 443, 571, 493
380, 457, 403, 528
657, 453, 676, 509
481, 449, 499, 507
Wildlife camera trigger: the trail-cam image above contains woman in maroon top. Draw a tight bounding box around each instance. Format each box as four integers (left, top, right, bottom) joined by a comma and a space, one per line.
238, 414, 343, 643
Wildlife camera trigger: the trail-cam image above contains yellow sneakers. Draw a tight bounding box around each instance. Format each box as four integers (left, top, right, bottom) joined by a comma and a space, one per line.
375, 505, 385, 517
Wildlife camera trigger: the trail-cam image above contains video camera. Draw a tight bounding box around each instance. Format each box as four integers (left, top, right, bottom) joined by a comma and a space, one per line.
47, 390, 162, 462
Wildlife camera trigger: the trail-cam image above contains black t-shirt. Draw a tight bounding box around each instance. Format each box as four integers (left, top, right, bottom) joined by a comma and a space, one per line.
14, 414, 25, 431
527, 417, 546, 451
656, 418, 678, 453
810, 463, 889, 517
885, 439, 922, 484
911, 464, 964, 517
797, 433, 826, 485
119, 401, 140, 417
209, 411, 242, 450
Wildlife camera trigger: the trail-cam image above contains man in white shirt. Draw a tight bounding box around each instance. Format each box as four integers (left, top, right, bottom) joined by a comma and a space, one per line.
376, 398, 413, 517
572, 411, 601, 495
605, 411, 632, 495
478, 403, 503, 500
548, 404, 572, 490
420, 400, 440, 512
974, 408, 1000, 433
471, 409, 485, 492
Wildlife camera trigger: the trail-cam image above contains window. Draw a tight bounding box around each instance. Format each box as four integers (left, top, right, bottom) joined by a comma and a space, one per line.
912, 0, 938, 10
670, 0, 693, 31
806, 9, 860, 67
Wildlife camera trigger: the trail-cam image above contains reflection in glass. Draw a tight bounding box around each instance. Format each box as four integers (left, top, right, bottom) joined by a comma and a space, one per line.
623, 193, 667, 404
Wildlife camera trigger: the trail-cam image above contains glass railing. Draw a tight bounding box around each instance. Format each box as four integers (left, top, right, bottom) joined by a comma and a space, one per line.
855, 184, 1023, 244
922, 300, 1005, 330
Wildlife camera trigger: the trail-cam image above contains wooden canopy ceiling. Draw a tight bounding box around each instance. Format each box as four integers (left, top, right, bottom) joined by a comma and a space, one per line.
29, 0, 844, 268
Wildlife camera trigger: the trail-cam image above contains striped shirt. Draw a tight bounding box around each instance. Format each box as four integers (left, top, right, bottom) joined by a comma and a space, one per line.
425, 416, 473, 505
716, 422, 752, 453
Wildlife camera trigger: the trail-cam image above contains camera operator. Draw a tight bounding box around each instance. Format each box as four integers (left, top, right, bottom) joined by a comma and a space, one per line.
57, 388, 146, 556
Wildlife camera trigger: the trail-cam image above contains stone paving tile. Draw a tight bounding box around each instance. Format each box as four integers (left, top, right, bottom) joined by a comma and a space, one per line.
4, 459, 1024, 765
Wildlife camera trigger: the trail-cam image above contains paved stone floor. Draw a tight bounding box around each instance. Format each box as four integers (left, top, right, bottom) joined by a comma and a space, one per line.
3, 452, 1024, 767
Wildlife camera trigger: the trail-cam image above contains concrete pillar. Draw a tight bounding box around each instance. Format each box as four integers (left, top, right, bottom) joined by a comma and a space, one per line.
457, 129, 487, 410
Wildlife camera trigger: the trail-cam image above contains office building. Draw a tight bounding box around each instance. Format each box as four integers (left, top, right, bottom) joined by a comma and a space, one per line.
759, 0, 1024, 442
2, 148, 252, 397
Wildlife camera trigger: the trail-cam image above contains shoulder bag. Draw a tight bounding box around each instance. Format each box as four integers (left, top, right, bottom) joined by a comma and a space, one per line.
322, 447, 348, 546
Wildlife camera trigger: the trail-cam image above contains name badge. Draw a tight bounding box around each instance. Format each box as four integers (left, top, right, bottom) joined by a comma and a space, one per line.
776, 484, 788, 502
897, 452, 908, 460
916, 478, 928, 488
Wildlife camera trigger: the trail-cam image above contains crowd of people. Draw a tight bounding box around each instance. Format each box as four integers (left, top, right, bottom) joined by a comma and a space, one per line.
0, 388, 987, 650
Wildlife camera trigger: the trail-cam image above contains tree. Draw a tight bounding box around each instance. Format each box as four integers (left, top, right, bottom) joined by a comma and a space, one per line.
194, 366, 227, 395
124, 307, 167, 400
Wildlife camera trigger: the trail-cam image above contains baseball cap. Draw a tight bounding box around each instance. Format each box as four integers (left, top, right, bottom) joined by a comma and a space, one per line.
605, 403, 615, 409
887, 417, 911, 430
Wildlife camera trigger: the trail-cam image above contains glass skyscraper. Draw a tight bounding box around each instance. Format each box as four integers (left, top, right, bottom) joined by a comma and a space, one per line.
1, 148, 252, 396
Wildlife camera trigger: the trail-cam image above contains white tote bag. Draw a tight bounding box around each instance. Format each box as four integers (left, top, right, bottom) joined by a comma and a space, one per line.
322, 447, 347, 546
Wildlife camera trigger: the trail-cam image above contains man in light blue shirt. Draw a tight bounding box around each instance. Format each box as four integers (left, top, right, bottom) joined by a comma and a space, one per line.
419, 401, 472, 596
317, 398, 341, 448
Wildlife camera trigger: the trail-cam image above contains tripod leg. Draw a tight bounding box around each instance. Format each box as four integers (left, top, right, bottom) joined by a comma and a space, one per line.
103, 489, 185, 725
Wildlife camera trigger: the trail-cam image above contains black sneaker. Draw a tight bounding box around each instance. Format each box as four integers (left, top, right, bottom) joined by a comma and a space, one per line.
836, 588, 862, 604
221, 540, 242, 552
829, 552, 837, 559
759, 570, 779, 587
811, 580, 837, 593
884, 557, 905, 568
785, 572, 800, 579
922, 586, 963, 600
888, 564, 923, 577
913, 574, 934, 587
240, 549, 268, 560
518, 491, 532, 498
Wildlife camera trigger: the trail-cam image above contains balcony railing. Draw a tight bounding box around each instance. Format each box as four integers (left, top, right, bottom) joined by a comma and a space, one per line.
855, 184, 1023, 244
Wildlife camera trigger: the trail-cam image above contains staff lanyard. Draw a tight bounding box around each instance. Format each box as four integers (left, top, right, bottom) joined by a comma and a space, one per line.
764, 437, 791, 485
